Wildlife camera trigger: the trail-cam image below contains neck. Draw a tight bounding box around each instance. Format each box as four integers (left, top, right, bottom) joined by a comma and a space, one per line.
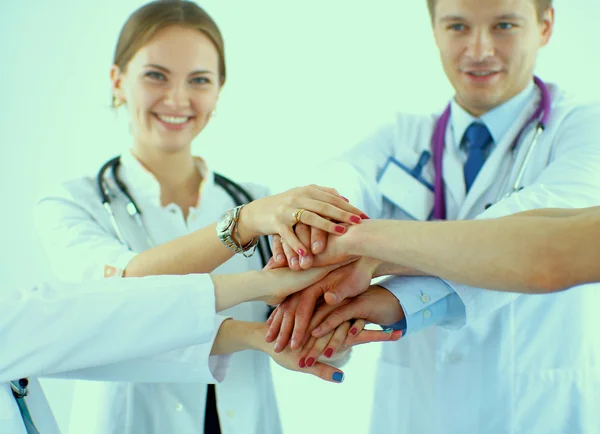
131, 143, 200, 191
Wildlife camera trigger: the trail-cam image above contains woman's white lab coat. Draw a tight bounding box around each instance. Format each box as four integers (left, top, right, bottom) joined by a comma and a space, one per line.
0, 274, 222, 434
34, 155, 281, 434
318, 84, 600, 433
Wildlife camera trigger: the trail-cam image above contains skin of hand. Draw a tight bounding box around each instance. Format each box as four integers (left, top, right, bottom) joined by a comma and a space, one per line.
212, 260, 355, 312
212, 320, 346, 383
297, 318, 402, 368
269, 223, 357, 271
311, 285, 405, 339
265, 257, 378, 351
250, 322, 346, 383
236, 185, 366, 257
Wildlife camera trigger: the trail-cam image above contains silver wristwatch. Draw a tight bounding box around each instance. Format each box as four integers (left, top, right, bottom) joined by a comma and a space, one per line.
216, 204, 257, 256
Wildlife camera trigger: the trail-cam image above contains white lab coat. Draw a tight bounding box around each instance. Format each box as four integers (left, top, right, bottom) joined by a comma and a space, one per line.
319, 83, 600, 433
34, 155, 281, 434
0, 274, 222, 434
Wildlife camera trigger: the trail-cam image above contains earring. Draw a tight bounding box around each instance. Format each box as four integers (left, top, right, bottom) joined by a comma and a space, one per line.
113, 97, 125, 108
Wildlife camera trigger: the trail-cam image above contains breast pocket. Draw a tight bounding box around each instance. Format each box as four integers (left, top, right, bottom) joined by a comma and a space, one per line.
377, 153, 434, 221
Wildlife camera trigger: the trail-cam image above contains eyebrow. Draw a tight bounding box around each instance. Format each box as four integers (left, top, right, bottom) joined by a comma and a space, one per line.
144, 64, 215, 75
439, 13, 526, 22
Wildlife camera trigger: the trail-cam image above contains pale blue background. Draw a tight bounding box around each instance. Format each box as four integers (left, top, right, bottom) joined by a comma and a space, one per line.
1, 1, 599, 433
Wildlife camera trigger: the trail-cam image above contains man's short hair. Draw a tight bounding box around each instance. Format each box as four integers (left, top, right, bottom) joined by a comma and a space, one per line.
426, 0, 553, 22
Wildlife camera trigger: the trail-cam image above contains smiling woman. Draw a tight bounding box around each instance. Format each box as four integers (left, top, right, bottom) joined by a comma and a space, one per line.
33, 1, 372, 434
110, 11, 223, 156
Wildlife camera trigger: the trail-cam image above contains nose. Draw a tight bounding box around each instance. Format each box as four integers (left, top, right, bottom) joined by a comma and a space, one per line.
163, 82, 191, 108
465, 28, 495, 61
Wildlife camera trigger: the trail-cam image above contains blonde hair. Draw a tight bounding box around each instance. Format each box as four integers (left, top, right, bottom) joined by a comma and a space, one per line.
112, 0, 225, 107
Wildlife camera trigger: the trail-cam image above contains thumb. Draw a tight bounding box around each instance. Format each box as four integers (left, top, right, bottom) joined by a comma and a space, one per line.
323, 279, 366, 305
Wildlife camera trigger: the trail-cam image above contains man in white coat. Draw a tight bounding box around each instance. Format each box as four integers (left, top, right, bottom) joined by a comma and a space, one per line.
270, 0, 600, 432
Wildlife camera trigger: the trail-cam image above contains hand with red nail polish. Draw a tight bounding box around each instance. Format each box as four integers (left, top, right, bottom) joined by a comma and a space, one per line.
239, 184, 367, 260
312, 286, 405, 340
267, 258, 369, 352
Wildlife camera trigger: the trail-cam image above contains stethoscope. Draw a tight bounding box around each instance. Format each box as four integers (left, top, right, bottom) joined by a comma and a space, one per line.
432, 76, 551, 220
97, 156, 272, 268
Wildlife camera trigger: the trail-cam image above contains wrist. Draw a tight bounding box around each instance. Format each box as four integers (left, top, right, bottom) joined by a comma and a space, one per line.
359, 256, 382, 277
237, 203, 260, 244
243, 321, 270, 352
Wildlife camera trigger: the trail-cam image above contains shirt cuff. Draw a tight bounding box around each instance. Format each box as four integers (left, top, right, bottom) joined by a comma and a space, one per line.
377, 276, 465, 335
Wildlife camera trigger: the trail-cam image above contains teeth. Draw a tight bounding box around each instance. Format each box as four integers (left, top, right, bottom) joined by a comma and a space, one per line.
470, 71, 495, 76
157, 115, 189, 124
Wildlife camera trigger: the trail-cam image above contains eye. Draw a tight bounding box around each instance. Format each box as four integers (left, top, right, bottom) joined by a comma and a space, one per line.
447, 23, 466, 32
190, 76, 211, 85
496, 22, 515, 30
145, 71, 166, 81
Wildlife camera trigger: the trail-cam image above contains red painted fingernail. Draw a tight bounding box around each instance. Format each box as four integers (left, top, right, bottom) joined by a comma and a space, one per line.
299, 357, 306, 368
360, 214, 370, 220
306, 357, 316, 367
298, 249, 306, 257
350, 215, 361, 224
335, 225, 346, 234
350, 328, 358, 336
324, 348, 334, 358
341, 196, 349, 202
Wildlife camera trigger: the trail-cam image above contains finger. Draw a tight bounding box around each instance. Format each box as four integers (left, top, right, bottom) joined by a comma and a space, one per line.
271, 235, 287, 266
274, 295, 300, 353
294, 223, 314, 270
302, 329, 335, 367
266, 306, 278, 325
301, 298, 350, 347
280, 228, 302, 271
297, 335, 316, 368
265, 307, 284, 343
295, 207, 351, 235
311, 302, 358, 338
289, 284, 323, 350
345, 329, 403, 347
323, 322, 352, 359
323, 273, 371, 305
310, 227, 328, 255
303, 361, 345, 383
347, 319, 366, 339
304, 185, 368, 219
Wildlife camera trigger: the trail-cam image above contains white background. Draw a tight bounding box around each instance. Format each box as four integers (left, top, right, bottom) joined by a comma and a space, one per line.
2, 1, 599, 433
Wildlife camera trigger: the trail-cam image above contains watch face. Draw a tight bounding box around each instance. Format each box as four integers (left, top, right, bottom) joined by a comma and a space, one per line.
217, 211, 234, 232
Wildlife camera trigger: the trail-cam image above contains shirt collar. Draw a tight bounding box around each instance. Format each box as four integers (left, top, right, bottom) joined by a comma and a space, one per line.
118, 150, 212, 206
450, 80, 536, 149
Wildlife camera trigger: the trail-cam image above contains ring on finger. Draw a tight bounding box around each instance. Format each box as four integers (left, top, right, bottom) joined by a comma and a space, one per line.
292, 208, 306, 224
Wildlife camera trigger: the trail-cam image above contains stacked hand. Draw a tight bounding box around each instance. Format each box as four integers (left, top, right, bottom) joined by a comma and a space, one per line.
238, 185, 368, 257
263, 223, 406, 370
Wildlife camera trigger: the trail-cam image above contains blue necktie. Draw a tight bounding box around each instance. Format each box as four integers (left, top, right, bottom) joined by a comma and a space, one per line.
463, 122, 492, 192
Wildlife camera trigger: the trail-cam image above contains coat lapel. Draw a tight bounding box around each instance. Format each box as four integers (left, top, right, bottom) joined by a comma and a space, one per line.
457, 95, 540, 219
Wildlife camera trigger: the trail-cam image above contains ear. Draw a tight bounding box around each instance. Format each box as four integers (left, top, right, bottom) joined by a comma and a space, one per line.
110, 65, 126, 103
539, 8, 555, 47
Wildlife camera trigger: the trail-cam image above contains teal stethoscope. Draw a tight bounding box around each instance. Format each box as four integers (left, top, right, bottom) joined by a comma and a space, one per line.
10, 379, 40, 433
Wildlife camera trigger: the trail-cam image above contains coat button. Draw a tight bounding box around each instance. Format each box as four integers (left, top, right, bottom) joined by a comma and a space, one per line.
421, 294, 431, 303
175, 403, 184, 412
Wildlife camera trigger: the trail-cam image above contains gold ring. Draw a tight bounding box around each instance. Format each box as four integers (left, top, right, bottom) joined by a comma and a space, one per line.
293, 208, 306, 224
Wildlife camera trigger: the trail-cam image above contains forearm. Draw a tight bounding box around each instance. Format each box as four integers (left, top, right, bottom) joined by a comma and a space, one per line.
210, 320, 267, 355
507, 206, 600, 219
345, 217, 598, 293
124, 223, 235, 277
211, 271, 265, 312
